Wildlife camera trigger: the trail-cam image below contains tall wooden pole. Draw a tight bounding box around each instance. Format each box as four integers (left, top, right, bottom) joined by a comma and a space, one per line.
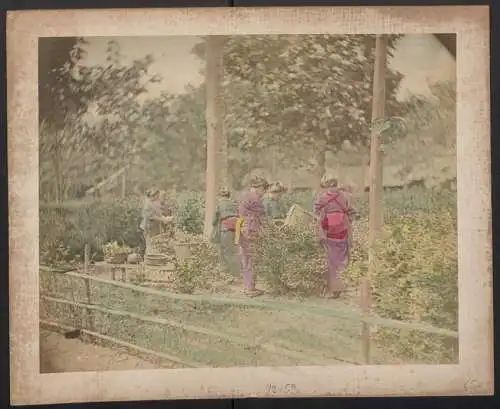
362, 34, 388, 364
121, 171, 126, 198
368, 34, 387, 269
204, 36, 227, 237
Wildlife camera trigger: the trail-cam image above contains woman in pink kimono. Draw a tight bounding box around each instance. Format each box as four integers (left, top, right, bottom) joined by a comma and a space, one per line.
314, 175, 355, 299
235, 176, 269, 297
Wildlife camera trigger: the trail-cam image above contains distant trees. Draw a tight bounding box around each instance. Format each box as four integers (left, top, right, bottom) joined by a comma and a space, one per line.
39, 35, 453, 204
38, 38, 161, 201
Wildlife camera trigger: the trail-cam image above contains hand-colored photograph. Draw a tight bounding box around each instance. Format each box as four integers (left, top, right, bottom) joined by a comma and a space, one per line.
38, 33, 459, 371
7, 6, 491, 404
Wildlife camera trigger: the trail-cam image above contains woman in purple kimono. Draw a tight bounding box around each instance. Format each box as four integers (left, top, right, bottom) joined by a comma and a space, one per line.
235, 176, 269, 297
314, 175, 355, 299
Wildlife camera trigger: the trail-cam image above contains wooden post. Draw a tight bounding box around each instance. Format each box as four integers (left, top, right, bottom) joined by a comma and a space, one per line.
83, 244, 93, 331
367, 38, 387, 283
204, 35, 227, 237
360, 277, 371, 364
84, 244, 90, 275
121, 171, 126, 198
368, 35, 387, 250
364, 35, 387, 363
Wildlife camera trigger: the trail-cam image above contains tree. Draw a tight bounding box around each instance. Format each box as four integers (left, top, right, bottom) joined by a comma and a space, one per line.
38, 37, 91, 130
39, 39, 162, 201
224, 35, 405, 184
135, 85, 208, 192
203, 36, 227, 235
193, 35, 405, 186
398, 79, 456, 159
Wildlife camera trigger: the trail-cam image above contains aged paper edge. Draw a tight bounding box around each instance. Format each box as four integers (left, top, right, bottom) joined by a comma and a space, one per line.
7, 6, 492, 405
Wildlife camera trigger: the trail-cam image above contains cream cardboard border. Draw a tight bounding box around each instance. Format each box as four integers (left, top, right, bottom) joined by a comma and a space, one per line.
7, 6, 492, 405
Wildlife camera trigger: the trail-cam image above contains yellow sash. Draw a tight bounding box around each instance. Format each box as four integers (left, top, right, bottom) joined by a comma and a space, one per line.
234, 217, 244, 245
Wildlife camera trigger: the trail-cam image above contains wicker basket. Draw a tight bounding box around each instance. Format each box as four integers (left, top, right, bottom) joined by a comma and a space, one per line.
144, 253, 173, 266
104, 252, 129, 264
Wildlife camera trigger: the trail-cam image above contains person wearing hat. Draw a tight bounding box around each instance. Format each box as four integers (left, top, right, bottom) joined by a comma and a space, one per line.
262, 181, 287, 224
139, 187, 173, 258
210, 187, 240, 278
234, 175, 269, 297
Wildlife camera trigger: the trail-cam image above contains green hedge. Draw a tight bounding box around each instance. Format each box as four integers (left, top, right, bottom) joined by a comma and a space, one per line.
40, 192, 206, 264
39, 187, 457, 362
253, 188, 457, 363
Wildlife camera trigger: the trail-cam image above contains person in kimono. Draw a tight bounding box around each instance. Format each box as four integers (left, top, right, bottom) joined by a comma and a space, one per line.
139, 188, 172, 257
210, 187, 240, 278
234, 176, 269, 296
262, 181, 287, 224
313, 175, 356, 299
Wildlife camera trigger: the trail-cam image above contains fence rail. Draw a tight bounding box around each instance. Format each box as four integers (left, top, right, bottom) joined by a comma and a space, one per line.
40, 266, 458, 367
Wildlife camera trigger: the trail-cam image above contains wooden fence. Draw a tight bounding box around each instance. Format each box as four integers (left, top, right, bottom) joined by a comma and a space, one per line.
39, 263, 458, 368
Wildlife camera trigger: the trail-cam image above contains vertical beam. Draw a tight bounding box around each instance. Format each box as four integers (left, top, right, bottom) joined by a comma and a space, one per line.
360, 277, 371, 364
121, 171, 126, 198
204, 35, 227, 237
367, 35, 388, 281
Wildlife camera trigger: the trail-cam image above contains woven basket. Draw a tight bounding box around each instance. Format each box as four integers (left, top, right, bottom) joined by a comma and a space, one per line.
104, 252, 129, 265
144, 253, 172, 266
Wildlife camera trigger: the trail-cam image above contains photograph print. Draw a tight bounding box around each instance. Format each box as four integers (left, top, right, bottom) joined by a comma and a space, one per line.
39, 32, 459, 371
6, 5, 492, 404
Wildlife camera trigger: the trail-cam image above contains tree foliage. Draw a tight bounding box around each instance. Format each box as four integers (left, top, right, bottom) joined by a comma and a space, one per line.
402, 80, 456, 148
39, 37, 90, 129
192, 35, 405, 183
195, 35, 403, 151
39, 39, 163, 201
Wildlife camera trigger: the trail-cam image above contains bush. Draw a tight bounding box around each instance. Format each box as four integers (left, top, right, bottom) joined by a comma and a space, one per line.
172, 241, 224, 294
254, 189, 457, 363
255, 225, 326, 296
343, 205, 458, 363
40, 197, 143, 265
374, 208, 457, 363
174, 192, 205, 234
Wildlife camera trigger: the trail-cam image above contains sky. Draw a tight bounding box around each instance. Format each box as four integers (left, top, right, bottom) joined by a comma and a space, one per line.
80, 34, 456, 101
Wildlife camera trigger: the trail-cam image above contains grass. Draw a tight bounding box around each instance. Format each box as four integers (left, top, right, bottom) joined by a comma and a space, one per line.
40, 269, 399, 366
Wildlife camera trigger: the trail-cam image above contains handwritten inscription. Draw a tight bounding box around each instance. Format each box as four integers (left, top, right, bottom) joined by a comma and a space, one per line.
265, 383, 298, 394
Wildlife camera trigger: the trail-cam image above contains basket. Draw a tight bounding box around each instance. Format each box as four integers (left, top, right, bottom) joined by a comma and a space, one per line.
144, 253, 173, 266
104, 252, 129, 265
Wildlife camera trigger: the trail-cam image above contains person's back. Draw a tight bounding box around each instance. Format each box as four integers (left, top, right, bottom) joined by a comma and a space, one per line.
218, 197, 238, 219
238, 189, 265, 237
263, 195, 285, 219
314, 188, 351, 240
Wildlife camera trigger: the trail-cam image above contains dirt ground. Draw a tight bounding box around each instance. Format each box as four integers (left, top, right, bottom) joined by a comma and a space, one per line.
40, 329, 166, 373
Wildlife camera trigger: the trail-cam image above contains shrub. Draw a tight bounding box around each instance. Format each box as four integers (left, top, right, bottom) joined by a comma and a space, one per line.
175, 192, 205, 234
172, 241, 232, 294
255, 225, 326, 296
39, 197, 143, 265
372, 208, 458, 363
342, 205, 457, 363
255, 189, 457, 363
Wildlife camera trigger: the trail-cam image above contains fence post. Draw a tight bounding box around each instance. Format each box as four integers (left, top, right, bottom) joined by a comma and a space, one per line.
360, 277, 371, 364
83, 244, 94, 331
121, 171, 126, 198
